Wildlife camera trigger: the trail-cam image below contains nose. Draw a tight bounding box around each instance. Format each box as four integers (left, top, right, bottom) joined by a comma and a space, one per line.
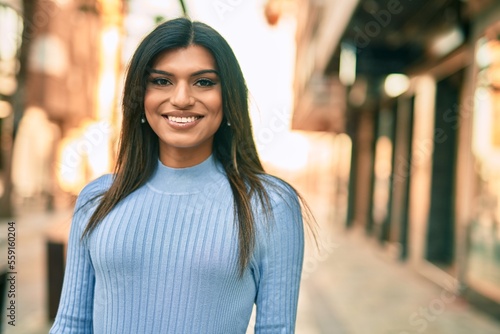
170, 82, 195, 108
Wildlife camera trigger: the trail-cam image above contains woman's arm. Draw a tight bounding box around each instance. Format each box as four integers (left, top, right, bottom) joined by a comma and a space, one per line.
49, 176, 110, 333
254, 184, 305, 333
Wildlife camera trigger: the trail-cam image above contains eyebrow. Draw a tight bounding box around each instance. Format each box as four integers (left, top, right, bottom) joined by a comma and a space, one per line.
147, 68, 219, 77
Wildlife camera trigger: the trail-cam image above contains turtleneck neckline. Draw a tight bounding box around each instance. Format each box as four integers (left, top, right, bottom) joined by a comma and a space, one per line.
147, 154, 226, 194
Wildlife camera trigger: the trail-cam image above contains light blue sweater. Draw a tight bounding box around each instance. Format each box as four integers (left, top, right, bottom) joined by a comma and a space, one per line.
50, 155, 304, 333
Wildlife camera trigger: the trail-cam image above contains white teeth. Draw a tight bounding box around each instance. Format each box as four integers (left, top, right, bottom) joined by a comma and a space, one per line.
166, 116, 200, 123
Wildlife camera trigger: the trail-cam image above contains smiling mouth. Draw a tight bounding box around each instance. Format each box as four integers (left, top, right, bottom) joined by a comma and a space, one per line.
163, 115, 203, 124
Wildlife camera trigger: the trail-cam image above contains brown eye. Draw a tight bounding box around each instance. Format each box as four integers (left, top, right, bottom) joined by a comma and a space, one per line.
195, 79, 216, 87
151, 78, 171, 86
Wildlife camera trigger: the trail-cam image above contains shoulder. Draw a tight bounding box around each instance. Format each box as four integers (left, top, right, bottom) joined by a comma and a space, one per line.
252, 174, 304, 262
70, 174, 113, 234
78, 174, 113, 199
75, 174, 114, 209
258, 174, 300, 212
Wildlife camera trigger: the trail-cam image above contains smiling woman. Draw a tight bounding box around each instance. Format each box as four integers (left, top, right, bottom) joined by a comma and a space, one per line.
50, 17, 314, 334
144, 46, 223, 167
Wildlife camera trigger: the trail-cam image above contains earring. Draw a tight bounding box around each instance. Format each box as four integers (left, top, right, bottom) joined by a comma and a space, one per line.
141, 114, 146, 124
227, 120, 231, 126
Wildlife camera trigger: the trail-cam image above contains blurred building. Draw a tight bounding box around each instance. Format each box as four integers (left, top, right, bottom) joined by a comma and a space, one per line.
0, 0, 125, 205
0, 0, 23, 215
293, 0, 500, 316
0, 1, 22, 123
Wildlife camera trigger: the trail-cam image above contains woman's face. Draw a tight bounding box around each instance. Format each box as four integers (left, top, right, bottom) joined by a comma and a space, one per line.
144, 45, 223, 165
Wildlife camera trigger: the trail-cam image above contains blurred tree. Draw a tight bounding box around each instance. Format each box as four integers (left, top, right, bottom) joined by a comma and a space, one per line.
178, 0, 187, 17
0, 0, 36, 217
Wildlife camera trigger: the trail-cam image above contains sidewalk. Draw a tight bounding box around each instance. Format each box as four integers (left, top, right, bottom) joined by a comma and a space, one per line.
295, 226, 500, 334
2, 199, 500, 334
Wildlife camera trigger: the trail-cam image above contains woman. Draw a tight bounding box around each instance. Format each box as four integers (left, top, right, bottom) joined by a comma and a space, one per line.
51, 17, 312, 333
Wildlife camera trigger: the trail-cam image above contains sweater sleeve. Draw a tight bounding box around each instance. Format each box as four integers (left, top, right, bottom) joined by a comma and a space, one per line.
50, 175, 111, 334
254, 182, 305, 334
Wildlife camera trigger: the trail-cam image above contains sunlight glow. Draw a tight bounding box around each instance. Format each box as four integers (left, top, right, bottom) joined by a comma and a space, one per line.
0, 100, 12, 118
56, 120, 112, 194
0, 6, 22, 60
96, 27, 121, 120
260, 132, 310, 172
384, 73, 410, 98
339, 43, 357, 86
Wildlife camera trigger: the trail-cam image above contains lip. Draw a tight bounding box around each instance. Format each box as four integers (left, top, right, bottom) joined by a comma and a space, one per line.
162, 114, 203, 130
162, 111, 204, 117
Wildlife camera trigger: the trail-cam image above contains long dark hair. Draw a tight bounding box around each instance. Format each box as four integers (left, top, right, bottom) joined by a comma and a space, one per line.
82, 17, 315, 277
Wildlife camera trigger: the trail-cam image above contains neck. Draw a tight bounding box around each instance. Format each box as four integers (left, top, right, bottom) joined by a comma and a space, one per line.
159, 144, 213, 168
147, 154, 226, 194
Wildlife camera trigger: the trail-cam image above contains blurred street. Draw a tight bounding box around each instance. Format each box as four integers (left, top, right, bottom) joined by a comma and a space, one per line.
1, 0, 500, 333
1, 201, 72, 334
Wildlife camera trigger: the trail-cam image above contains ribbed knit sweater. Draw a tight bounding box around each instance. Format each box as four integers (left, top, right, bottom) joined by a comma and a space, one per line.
50, 155, 304, 333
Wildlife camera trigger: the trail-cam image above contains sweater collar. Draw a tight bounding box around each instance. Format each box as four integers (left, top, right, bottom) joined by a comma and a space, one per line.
147, 154, 226, 194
